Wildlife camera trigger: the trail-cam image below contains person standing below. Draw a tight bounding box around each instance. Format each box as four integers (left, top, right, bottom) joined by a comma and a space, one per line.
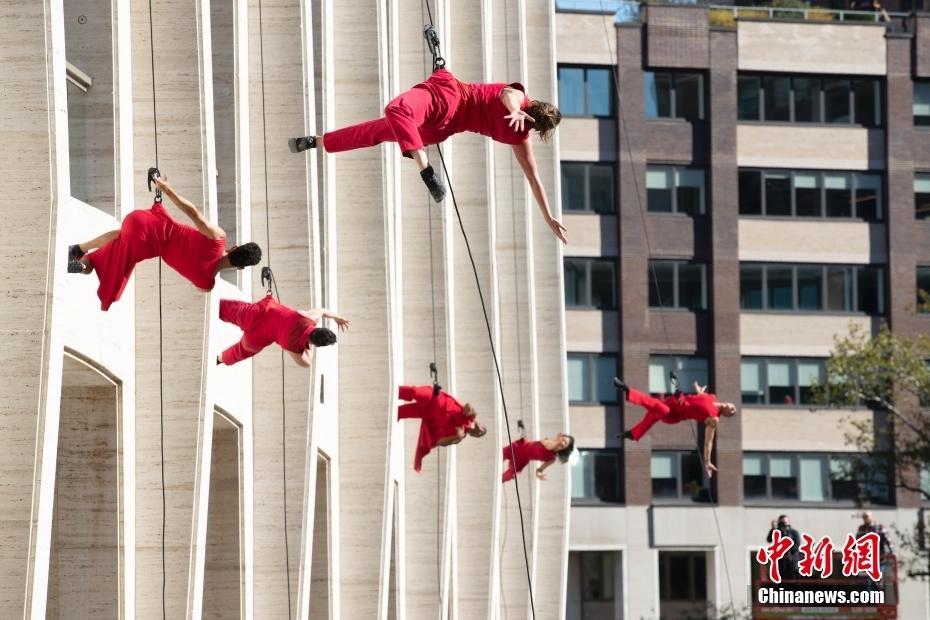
68, 174, 262, 311
615, 378, 737, 479
396, 384, 486, 472
857, 511, 894, 590
767, 514, 802, 581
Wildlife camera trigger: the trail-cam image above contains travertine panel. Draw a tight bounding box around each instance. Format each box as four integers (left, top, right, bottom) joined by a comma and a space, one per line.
737, 21, 886, 75
559, 119, 618, 162
555, 12, 617, 66
737, 125, 885, 171
741, 407, 872, 452
740, 314, 879, 357
738, 219, 887, 264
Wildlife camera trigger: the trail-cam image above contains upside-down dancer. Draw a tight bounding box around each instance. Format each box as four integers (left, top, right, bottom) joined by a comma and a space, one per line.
289, 67, 567, 244
501, 433, 574, 482
615, 378, 737, 478
216, 292, 349, 367
397, 384, 487, 471
67, 174, 262, 311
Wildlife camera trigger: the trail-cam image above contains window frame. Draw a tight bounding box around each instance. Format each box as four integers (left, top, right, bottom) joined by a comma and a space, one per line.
918, 265, 930, 314
739, 262, 885, 315
658, 551, 708, 604
571, 447, 623, 505
738, 168, 883, 221
651, 450, 707, 503
916, 172, 930, 221
557, 64, 615, 118
737, 72, 882, 128
740, 356, 826, 407
561, 161, 617, 214
644, 70, 706, 121
914, 80, 930, 127
742, 451, 893, 506
648, 260, 708, 311
567, 352, 619, 405
646, 164, 707, 215
564, 257, 617, 310
649, 355, 710, 397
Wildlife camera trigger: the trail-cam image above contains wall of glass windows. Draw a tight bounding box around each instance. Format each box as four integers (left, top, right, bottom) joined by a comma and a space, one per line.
644, 71, 704, 121
651, 451, 708, 502
558, 65, 614, 117
649, 355, 709, 396
739, 169, 882, 220
562, 162, 616, 213
565, 257, 617, 309
649, 260, 708, 310
740, 263, 884, 314
738, 74, 882, 127
743, 452, 891, 505
568, 353, 618, 404
647, 165, 706, 215
571, 448, 622, 503
740, 357, 825, 406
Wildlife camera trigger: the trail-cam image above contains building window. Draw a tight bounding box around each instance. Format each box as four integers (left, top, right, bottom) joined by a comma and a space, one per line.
737, 74, 882, 127
649, 356, 709, 396
916, 174, 930, 220
568, 353, 618, 404
659, 551, 707, 604
558, 65, 614, 117
739, 263, 885, 315
644, 71, 704, 121
915, 81, 930, 126
743, 452, 892, 505
919, 266, 930, 313
651, 451, 705, 501
738, 169, 882, 221
647, 166, 706, 215
562, 162, 616, 213
740, 357, 825, 406
571, 449, 622, 503
580, 552, 616, 604
649, 261, 707, 311
565, 258, 616, 309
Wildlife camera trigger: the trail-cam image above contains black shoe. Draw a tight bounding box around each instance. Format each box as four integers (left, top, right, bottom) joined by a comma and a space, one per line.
615, 430, 633, 441
69, 244, 85, 261
420, 165, 446, 203
288, 135, 317, 153
613, 377, 628, 395
67, 260, 84, 274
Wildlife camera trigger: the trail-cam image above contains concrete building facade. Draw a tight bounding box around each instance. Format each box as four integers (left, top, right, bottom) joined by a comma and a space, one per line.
0, 0, 569, 618
558, 2, 930, 619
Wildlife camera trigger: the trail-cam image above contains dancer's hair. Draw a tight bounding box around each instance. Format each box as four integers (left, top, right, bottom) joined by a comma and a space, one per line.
526, 100, 562, 142
555, 435, 575, 463
228, 242, 262, 268
309, 327, 337, 347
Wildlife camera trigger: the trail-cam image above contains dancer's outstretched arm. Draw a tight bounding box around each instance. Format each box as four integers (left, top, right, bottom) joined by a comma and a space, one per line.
511, 141, 567, 244
153, 175, 225, 241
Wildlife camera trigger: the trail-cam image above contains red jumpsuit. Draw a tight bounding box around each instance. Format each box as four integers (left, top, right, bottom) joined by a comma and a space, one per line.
85, 202, 226, 311
218, 295, 316, 365
626, 388, 719, 441
322, 69, 532, 157
397, 385, 474, 472
501, 439, 556, 482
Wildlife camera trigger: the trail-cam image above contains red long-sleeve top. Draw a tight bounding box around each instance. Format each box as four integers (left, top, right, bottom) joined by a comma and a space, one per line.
397, 385, 473, 472
501, 439, 556, 482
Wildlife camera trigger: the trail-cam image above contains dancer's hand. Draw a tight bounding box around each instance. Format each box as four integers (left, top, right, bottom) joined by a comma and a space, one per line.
153, 174, 171, 191
705, 462, 717, 479
504, 109, 534, 133
694, 381, 707, 394
546, 216, 567, 245
333, 316, 351, 332
535, 469, 548, 481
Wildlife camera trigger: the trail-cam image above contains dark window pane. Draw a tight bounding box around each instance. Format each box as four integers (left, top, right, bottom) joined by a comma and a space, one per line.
738, 75, 761, 121
680, 453, 704, 500
825, 173, 852, 218
824, 79, 851, 123
857, 267, 882, 315
854, 79, 878, 127
797, 267, 823, 311
693, 555, 707, 600
763, 76, 791, 122
915, 82, 930, 125
677, 186, 701, 216
593, 452, 621, 502
596, 356, 618, 403
764, 174, 791, 216
678, 263, 705, 310
669, 556, 692, 600
649, 262, 675, 308
740, 264, 764, 310
647, 188, 673, 213
647, 167, 673, 213
919, 267, 930, 311
646, 72, 672, 118
564, 259, 587, 306
856, 186, 879, 221
561, 163, 586, 211
794, 173, 821, 217
589, 165, 615, 213
767, 266, 794, 310
652, 453, 678, 499
558, 67, 585, 116
589, 261, 616, 309
826, 266, 854, 312
744, 475, 767, 498
771, 478, 798, 500
675, 73, 703, 121
915, 176, 930, 219
739, 170, 762, 215
793, 77, 820, 122
830, 457, 858, 502
587, 68, 613, 117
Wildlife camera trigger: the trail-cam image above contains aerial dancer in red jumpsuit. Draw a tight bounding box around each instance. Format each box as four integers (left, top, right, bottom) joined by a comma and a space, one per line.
67, 174, 262, 311
288, 68, 567, 244
501, 432, 574, 483
615, 378, 737, 478
216, 295, 349, 367
397, 385, 486, 472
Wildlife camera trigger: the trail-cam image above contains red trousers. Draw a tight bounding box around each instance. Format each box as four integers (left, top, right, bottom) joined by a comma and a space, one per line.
626, 388, 675, 441
218, 298, 269, 365
323, 84, 450, 156
397, 385, 436, 419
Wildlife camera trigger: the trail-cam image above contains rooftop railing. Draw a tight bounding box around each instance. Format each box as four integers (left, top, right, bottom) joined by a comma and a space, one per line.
708, 3, 909, 24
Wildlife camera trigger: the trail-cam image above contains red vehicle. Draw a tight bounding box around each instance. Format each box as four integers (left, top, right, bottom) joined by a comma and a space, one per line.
751, 552, 898, 620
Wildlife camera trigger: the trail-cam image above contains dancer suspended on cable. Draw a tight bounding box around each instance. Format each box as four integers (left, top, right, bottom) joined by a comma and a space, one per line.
397, 383, 486, 471
216, 271, 349, 367
288, 29, 566, 244
501, 432, 574, 482
615, 377, 737, 478
67, 171, 263, 311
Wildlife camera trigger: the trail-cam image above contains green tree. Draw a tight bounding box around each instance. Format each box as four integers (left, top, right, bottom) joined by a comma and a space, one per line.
813, 321, 930, 582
